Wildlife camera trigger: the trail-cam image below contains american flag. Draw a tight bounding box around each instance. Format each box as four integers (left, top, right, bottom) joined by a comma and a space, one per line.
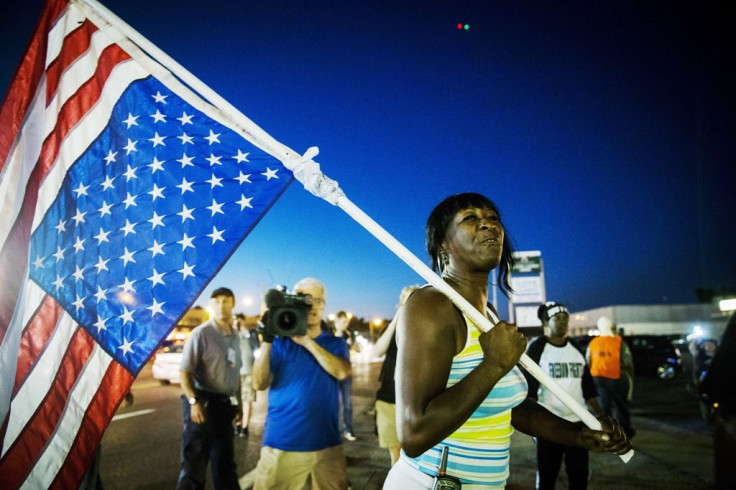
0, 0, 292, 487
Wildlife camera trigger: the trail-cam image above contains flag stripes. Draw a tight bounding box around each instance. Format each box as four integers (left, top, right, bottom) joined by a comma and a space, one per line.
1, 0, 295, 487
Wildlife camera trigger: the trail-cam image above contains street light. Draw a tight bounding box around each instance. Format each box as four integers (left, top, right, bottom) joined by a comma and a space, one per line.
719, 298, 736, 312
370, 317, 384, 342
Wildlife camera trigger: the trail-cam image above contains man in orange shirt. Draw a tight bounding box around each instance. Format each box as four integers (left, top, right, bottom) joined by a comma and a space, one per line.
586, 316, 635, 438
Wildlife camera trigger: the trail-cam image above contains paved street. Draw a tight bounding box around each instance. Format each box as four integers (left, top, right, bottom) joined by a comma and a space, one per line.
101, 358, 716, 489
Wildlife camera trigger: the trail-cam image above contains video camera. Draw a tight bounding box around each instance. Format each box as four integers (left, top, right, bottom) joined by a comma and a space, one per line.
261, 287, 312, 337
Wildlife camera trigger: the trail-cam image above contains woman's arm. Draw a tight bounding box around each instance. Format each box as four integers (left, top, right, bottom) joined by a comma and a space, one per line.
396, 288, 526, 457
372, 313, 398, 358
511, 399, 631, 454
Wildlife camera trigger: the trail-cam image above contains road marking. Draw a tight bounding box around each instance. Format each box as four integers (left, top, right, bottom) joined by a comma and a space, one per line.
112, 409, 156, 421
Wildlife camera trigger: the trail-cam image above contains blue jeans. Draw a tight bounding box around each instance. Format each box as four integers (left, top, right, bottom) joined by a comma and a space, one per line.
338, 376, 353, 434
177, 394, 239, 490
593, 376, 634, 438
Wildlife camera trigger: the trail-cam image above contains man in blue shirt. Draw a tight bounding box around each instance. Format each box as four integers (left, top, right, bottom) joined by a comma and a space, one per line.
252, 278, 351, 489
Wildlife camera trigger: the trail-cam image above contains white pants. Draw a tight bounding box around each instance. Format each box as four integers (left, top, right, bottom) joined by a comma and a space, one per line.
383, 456, 434, 489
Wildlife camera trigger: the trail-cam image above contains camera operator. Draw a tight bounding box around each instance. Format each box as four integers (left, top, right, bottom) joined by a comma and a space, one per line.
252, 278, 352, 489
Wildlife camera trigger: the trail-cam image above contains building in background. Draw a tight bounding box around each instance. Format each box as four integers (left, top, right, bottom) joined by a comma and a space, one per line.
568, 304, 729, 339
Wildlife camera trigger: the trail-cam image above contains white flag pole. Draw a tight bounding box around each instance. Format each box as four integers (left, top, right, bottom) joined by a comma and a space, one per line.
76, 0, 631, 462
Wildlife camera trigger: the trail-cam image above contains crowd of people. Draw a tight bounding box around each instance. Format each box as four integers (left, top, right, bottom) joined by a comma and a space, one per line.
167, 191, 734, 489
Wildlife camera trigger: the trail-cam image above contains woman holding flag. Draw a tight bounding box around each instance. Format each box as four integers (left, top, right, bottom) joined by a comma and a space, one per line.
384, 193, 631, 488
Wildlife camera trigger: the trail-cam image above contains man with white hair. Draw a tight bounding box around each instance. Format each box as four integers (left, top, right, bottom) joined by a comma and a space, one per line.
586, 316, 635, 438
252, 278, 352, 489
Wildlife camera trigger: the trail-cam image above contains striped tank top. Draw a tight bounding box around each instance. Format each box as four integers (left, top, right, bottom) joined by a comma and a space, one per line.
405, 313, 528, 488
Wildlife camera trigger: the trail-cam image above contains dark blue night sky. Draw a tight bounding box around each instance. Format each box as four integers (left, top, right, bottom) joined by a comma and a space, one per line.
2, 0, 734, 319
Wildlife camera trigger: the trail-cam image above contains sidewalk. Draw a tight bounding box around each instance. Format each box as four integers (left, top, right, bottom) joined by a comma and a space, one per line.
238, 361, 715, 489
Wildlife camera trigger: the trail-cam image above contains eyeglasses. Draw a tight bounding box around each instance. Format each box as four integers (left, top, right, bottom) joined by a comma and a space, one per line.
303, 294, 325, 305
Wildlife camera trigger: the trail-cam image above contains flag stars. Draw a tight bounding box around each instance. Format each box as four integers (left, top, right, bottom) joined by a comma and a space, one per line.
148, 268, 166, 287
123, 164, 138, 182
205, 130, 221, 145
118, 338, 135, 356
73, 295, 85, 311
123, 192, 138, 209
207, 199, 224, 216
122, 219, 137, 236
148, 240, 165, 257
235, 172, 252, 185
94, 315, 108, 332
94, 256, 110, 273
53, 246, 66, 262
98, 201, 113, 217
207, 226, 225, 244
237, 195, 253, 210
262, 167, 279, 180
177, 112, 193, 125
177, 177, 194, 194
177, 204, 195, 222
152, 91, 168, 104
52, 274, 65, 290
148, 211, 165, 229
94, 285, 107, 302
72, 182, 89, 197
206, 154, 222, 166
124, 138, 138, 154
120, 277, 136, 293
148, 183, 166, 202
55, 219, 67, 234
72, 265, 85, 282
147, 299, 165, 317
104, 149, 118, 165
233, 149, 250, 163
122, 113, 139, 128
33, 255, 45, 270
119, 306, 135, 325
150, 109, 167, 123
148, 157, 165, 173
177, 132, 194, 145
94, 227, 111, 244
177, 153, 195, 168
101, 175, 115, 191
148, 131, 166, 147
178, 262, 195, 280
120, 247, 136, 266
206, 174, 223, 189
73, 236, 85, 253
72, 208, 87, 226
178, 233, 195, 250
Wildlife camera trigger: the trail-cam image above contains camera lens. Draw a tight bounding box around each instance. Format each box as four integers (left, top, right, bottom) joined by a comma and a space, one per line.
277, 310, 298, 331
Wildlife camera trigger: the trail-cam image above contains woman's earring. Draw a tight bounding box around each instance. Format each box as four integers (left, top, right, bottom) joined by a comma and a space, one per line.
439, 250, 449, 270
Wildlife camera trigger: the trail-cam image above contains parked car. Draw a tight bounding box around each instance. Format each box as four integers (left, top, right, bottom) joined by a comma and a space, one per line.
569, 334, 682, 379
152, 341, 184, 384
624, 335, 682, 379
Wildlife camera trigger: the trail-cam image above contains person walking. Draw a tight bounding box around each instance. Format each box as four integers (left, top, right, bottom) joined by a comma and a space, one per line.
586, 316, 635, 438
371, 285, 418, 466
235, 313, 260, 437
177, 287, 242, 490
333, 310, 356, 441
525, 302, 605, 490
